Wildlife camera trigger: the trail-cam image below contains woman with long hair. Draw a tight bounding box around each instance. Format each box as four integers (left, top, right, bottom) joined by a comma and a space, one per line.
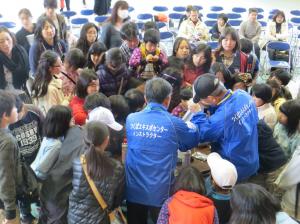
75, 22, 99, 58
29, 16, 67, 75
86, 41, 107, 71
100, 0, 130, 49
168, 37, 191, 72
31, 50, 69, 115
68, 121, 125, 224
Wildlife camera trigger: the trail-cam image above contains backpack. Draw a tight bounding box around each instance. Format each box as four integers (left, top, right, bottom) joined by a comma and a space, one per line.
240, 52, 257, 77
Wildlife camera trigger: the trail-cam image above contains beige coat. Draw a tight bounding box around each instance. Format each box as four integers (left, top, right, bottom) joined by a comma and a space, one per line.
259, 21, 289, 48
178, 19, 209, 42
33, 77, 69, 115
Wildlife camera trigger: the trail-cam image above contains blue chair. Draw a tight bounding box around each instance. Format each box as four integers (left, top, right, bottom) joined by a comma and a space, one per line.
0, 22, 16, 29
169, 13, 183, 20
173, 6, 186, 12
137, 13, 153, 22
204, 20, 216, 28
61, 10, 76, 18
160, 31, 174, 56
291, 17, 300, 26
210, 6, 223, 12
80, 9, 94, 16
257, 14, 264, 20
269, 9, 279, 15
193, 5, 203, 11
259, 21, 267, 27
136, 22, 144, 30
291, 10, 300, 17
232, 7, 247, 13
153, 6, 168, 12
207, 41, 219, 50
229, 20, 242, 27
227, 13, 241, 20
95, 16, 108, 23
160, 31, 173, 40
71, 18, 89, 26
256, 8, 264, 13
268, 14, 274, 20
206, 13, 219, 19
266, 41, 290, 70
128, 6, 135, 12
156, 22, 167, 30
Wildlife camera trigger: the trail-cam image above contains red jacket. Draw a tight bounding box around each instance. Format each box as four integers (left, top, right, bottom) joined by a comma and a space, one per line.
183, 66, 205, 86
168, 190, 215, 224
69, 96, 87, 126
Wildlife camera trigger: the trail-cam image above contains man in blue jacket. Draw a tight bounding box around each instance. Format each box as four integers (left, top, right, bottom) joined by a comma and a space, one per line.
191, 73, 259, 182
125, 78, 199, 224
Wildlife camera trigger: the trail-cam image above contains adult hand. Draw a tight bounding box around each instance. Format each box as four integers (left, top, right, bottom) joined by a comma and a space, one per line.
187, 99, 201, 113
3, 218, 18, 224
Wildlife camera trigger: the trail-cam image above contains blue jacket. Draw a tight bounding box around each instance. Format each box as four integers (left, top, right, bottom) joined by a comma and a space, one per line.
125, 102, 199, 207
191, 90, 259, 181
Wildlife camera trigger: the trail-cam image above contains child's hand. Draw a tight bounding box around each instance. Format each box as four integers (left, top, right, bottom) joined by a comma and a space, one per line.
146, 54, 153, 62
152, 55, 159, 62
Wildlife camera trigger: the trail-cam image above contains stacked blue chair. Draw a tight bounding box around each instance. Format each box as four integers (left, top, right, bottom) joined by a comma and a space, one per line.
229, 20, 242, 28
266, 41, 291, 70
61, 10, 76, 19
210, 6, 223, 12
71, 18, 89, 26
160, 31, 174, 56
169, 13, 183, 20
259, 21, 267, 27
153, 6, 168, 12
206, 13, 219, 20
204, 20, 216, 28
137, 13, 153, 22
256, 8, 264, 14
227, 13, 242, 20
156, 22, 167, 30
290, 10, 300, 17
0, 22, 16, 29
80, 9, 94, 16
232, 7, 247, 13
173, 6, 186, 13
95, 16, 108, 23
257, 14, 264, 20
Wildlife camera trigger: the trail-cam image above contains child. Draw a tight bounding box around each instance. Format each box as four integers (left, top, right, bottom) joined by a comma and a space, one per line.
59, 48, 86, 97
157, 166, 218, 224
97, 48, 131, 96
205, 152, 237, 224
172, 88, 192, 118
273, 99, 300, 158
251, 83, 277, 129
68, 121, 125, 224
69, 69, 99, 125
124, 89, 145, 113
269, 69, 292, 86
84, 92, 111, 112
229, 183, 298, 224
86, 42, 107, 71
129, 28, 168, 80
0, 90, 19, 224
31, 50, 70, 115
109, 95, 130, 125
31, 105, 72, 180
232, 72, 252, 92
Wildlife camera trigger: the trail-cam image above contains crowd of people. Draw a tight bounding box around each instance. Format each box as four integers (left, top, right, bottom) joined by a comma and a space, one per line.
0, 0, 300, 223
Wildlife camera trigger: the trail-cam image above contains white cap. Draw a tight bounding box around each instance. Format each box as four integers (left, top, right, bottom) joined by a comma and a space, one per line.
207, 152, 238, 189
87, 106, 123, 131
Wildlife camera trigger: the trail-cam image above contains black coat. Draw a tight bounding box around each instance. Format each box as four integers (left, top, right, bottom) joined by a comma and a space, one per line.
94, 0, 111, 16
68, 156, 125, 224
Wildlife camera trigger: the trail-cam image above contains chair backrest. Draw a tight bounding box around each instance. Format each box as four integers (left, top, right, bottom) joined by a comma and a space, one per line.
137, 13, 153, 21
257, 14, 264, 20
136, 22, 144, 30
210, 6, 223, 12
267, 41, 290, 51
291, 17, 300, 24
290, 10, 300, 17
61, 10, 76, 18
227, 13, 241, 20
95, 16, 108, 23
169, 13, 183, 20
259, 21, 267, 27
207, 41, 219, 50
0, 22, 16, 29
269, 9, 279, 15
232, 7, 247, 13
156, 22, 167, 30
194, 5, 203, 11
204, 20, 216, 27
256, 8, 264, 13
229, 20, 242, 27
206, 13, 219, 19
173, 6, 186, 12
160, 31, 173, 40
80, 9, 94, 16
153, 6, 168, 12
128, 6, 135, 12
71, 18, 89, 25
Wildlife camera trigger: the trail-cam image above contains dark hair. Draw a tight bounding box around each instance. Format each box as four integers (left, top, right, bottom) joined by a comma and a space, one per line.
124, 89, 145, 113
86, 42, 107, 70
272, 10, 286, 23
270, 69, 291, 86
172, 37, 191, 57
32, 50, 59, 98
105, 47, 124, 67
143, 21, 158, 31
108, 0, 129, 25
187, 43, 212, 72
240, 38, 253, 54
180, 87, 193, 101
267, 79, 292, 102
43, 105, 72, 138
251, 83, 273, 104
215, 27, 240, 56
76, 69, 98, 99
173, 166, 206, 195
144, 28, 160, 44
167, 56, 185, 71
84, 92, 111, 111
249, 8, 258, 14
229, 183, 281, 224
145, 77, 172, 104
34, 16, 58, 43
279, 100, 300, 136
186, 5, 194, 13
84, 121, 113, 180
76, 23, 99, 56
65, 48, 86, 70
18, 8, 32, 17
210, 62, 234, 89
120, 21, 138, 40
0, 27, 16, 47
161, 67, 183, 89
218, 13, 228, 23
109, 95, 129, 123
0, 90, 16, 119
44, 0, 57, 8
14, 94, 24, 113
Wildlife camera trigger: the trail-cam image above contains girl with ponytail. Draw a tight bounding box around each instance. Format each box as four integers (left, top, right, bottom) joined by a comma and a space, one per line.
68, 121, 125, 224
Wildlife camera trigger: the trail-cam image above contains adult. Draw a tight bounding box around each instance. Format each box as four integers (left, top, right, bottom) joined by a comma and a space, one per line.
29, 16, 67, 75
210, 13, 231, 40
100, 0, 130, 49
125, 78, 199, 224
16, 8, 36, 54
178, 5, 202, 29
239, 8, 262, 59
0, 27, 29, 92
75, 23, 99, 59
191, 73, 259, 181
178, 7, 209, 43
119, 22, 140, 66
40, 0, 67, 41
94, 0, 112, 16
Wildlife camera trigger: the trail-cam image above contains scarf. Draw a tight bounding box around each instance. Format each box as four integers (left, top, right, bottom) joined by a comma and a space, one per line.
0, 45, 29, 89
